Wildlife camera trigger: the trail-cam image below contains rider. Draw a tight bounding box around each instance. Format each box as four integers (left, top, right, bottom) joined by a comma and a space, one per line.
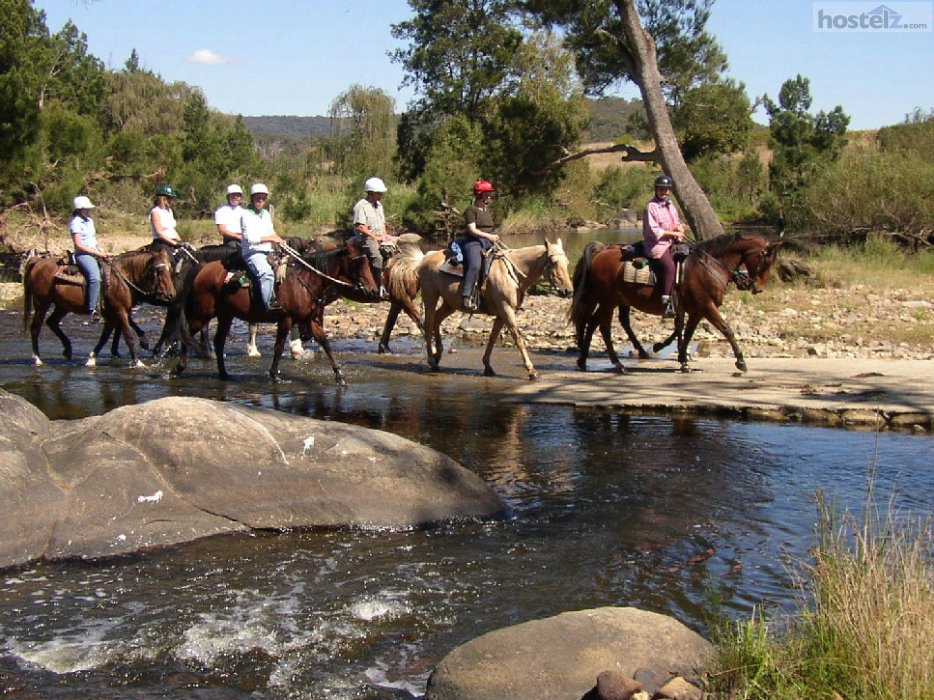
351, 176, 392, 299
70, 195, 110, 319
149, 183, 183, 253
215, 183, 244, 247
642, 175, 686, 318
240, 183, 284, 312
459, 179, 500, 310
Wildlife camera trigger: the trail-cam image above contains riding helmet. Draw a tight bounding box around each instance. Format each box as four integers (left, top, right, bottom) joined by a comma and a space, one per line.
226, 184, 243, 196
250, 183, 269, 196
654, 175, 674, 189
155, 183, 177, 197
364, 177, 388, 193
473, 180, 495, 196
73, 195, 95, 210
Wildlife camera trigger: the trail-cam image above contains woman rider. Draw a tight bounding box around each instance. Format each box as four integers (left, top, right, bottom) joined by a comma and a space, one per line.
642, 175, 686, 318
459, 180, 500, 310
70, 195, 110, 319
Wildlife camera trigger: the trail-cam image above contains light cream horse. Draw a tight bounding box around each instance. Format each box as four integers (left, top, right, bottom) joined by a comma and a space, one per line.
409, 240, 573, 380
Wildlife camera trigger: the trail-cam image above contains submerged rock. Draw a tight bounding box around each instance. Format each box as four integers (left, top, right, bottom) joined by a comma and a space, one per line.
0, 390, 506, 569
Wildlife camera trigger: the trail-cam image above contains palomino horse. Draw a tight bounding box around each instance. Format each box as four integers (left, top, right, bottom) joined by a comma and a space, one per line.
408, 240, 573, 380
22, 247, 176, 367
570, 232, 783, 373
172, 241, 378, 383
245, 233, 425, 357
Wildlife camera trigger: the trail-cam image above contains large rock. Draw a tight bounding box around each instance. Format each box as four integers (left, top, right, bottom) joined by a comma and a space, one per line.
425, 607, 713, 700
0, 391, 506, 569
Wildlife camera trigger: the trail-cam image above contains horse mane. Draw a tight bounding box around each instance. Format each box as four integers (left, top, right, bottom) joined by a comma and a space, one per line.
301, 246, 344, 269
696, 231, 766, 256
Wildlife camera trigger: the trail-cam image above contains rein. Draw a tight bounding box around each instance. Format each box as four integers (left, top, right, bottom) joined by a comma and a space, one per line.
683, 238, 763, 290
104, 255, 168, 299
279, 242, 356, 289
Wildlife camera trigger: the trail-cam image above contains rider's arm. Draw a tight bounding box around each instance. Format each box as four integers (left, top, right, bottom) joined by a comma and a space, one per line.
71, 231, 108, 258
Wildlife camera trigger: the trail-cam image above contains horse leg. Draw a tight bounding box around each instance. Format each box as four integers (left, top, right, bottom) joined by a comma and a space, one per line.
378, 302, 402, 354
308, 309, 345, 386
482, 317, 506, 377
421, 293, 441, 370
489, 307, 538, 381
45, 307, 73, 362
268, 318, 292, 380
617, 306, 651, 361
246, 323, 261, 357
695, 305, 747, 372
29, 300, 52, 365
112, 308, 146, 368
595, 303, 625, 373
429, 304, 457, 370
90, 321, 117, 366
214, 315, 234, 380
677, 314, 702, 372
652, 326, 679, 354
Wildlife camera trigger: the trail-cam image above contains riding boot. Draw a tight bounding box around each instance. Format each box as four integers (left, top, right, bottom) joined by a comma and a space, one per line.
373, 266, 388, 299
661, 294, 675, 319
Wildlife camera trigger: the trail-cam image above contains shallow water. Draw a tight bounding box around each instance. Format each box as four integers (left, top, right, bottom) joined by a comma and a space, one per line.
1, 240, 932, 699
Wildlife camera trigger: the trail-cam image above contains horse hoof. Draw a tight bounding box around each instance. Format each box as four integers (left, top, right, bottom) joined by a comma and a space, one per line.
576, 359, 587, 371
219, 372, 231, 381
612, 364, 627, 375
33, 356, 43, 367
640, 350, 653, 359
247, 349, 262, 358
85, 356, 97, 367
680, 364, 691, 373
132, 360, 147, 369
735, 361, 748, 373
377, 344, 391, 354
484, 368, 497, 377
528, 371, 539, 381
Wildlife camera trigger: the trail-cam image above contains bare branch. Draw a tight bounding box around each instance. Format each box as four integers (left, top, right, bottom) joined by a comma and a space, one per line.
535, 142, 658, 175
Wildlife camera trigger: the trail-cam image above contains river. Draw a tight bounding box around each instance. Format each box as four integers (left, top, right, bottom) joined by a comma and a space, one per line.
0, 229, 931, 699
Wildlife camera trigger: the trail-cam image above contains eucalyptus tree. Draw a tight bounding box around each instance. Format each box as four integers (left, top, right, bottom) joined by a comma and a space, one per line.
526, 0, 729, 238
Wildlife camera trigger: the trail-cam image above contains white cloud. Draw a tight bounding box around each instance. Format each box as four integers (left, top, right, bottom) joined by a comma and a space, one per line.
187, 49, 231, 65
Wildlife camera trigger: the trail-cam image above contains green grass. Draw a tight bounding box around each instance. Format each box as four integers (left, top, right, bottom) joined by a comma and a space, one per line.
708, 472, 934, 700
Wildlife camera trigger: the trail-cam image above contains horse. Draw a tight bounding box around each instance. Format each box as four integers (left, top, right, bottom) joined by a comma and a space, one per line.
245, 233, 425, 357
22, 247, 176, 367
172, 240, 378, 383
407, 239, 573, 380
570, 232, 783, 373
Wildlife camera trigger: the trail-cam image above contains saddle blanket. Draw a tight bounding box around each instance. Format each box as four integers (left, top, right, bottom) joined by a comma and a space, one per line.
439, 260, 464, 277
622, 260, 654, 286
53, 264, 84, 286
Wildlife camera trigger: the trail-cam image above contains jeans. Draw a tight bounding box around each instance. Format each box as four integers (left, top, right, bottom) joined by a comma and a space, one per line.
458, 237, 493, 298
75, 253, 102, 312
244, 252, 275, 309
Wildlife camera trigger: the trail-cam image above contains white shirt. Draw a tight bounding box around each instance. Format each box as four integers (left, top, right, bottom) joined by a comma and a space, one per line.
214, 203, 243, 239
150, 206, 179, 241
241, 207, 275, 255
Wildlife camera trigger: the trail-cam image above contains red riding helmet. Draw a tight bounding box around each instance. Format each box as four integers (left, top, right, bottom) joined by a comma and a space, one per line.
473, 180, 495, 196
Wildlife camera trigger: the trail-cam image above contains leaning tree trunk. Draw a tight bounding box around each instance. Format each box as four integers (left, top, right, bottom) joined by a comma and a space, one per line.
618, 0, 724, 241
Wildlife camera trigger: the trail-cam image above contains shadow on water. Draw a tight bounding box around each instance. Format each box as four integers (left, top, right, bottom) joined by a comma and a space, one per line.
0, 271, 932, 699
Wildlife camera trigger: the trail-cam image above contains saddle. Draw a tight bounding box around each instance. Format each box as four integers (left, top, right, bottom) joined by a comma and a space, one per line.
52, 254, 85, 286
222, 251, 288, 293
439, 238, 494, 282
616, 241, 691, 288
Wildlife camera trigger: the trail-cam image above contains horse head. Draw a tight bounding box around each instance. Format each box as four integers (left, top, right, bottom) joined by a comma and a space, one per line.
544, 239, 574, 298
344, 239, 380, 298
148, 248, 177, 302
738, 235, 784, 294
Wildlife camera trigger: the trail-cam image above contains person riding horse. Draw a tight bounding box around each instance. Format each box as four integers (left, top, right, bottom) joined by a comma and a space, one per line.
69, 195, 110, 320
240, 183, 284, 312
642, 175, 686, 318
149, 183, 184, 255
459, 180, 500, 311
350, 176, 393, 300
215, 183, 245, 248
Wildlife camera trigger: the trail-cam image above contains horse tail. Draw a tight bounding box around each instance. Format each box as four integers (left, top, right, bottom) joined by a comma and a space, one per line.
567, 241, 605, 326
21, 256, 37, 335
393, 234, 425, 280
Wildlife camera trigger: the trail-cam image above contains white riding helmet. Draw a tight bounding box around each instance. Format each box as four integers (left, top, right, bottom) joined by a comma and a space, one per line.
226, 184, 243, 196
250, 183, 269, 196
363, 177, 387, 193
73, 195, 95, 210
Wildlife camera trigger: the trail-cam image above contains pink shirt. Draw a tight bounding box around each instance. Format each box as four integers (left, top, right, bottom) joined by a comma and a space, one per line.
642, 197, 681, 258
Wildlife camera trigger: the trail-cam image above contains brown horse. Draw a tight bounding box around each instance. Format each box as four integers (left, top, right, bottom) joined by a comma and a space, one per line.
245, 233, 425, 357
407, 240, 574, 380
22, 248, 176, 367
172, 241, 378, 383
570, 232, 783, 373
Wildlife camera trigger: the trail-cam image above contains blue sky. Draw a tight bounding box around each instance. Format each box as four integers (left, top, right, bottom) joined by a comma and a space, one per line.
36, 0, 934, 130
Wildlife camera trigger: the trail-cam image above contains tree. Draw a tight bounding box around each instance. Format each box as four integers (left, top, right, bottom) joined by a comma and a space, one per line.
526, 0, 728, 239
327, 84, 396, 178
671, 80, 753, 161
762, 74, 849, 214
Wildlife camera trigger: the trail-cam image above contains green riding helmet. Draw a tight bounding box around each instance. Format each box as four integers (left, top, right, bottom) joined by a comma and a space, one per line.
155, 183, 177, 197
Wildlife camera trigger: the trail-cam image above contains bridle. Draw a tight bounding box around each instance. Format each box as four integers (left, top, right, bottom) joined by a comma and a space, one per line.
105, 255, 174, 301
685, 240, 770, 292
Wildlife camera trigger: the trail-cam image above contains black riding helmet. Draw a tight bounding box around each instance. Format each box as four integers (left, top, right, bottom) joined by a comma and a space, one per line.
654, 175, 673, 189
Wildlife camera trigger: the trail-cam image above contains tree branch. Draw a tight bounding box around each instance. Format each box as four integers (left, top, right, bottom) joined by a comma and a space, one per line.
535, 142, 658, 175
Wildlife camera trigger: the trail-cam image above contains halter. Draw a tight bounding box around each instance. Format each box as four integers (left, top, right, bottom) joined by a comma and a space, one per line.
684, 239, 769, 292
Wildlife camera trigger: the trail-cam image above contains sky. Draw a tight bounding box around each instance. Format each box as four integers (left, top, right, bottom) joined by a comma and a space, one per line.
35, 0, 934, 131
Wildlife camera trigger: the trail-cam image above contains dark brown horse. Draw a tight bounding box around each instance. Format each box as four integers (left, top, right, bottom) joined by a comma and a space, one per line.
172, 240, 378, 383
22, 247, 176, 367
570, 232, 783, 373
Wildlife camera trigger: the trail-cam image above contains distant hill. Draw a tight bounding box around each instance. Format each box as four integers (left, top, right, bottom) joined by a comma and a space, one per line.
241, 97, 645, 143
242, 115, 332, 139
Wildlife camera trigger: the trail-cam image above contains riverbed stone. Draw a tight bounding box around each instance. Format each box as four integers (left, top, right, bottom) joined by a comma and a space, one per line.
0, 390, 506, 569
424, 607, 713, 700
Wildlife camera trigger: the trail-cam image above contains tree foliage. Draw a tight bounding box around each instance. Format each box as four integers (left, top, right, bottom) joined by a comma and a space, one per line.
762, 74, 850, 211
327, 84, 397, 179
671, 80, 753, 161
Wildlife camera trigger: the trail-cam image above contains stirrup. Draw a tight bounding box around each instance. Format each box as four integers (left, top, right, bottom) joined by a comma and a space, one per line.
462, 296, 477, 311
